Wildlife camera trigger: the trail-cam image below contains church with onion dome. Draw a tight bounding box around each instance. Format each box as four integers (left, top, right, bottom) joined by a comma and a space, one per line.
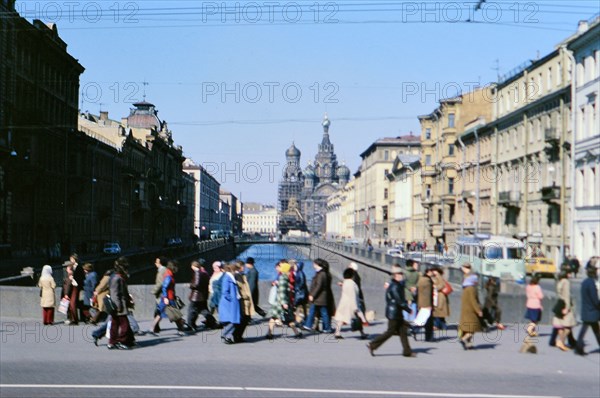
277, 115, 349, 235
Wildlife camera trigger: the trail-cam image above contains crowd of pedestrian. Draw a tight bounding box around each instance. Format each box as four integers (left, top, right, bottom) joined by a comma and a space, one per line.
35, 253, 600, 357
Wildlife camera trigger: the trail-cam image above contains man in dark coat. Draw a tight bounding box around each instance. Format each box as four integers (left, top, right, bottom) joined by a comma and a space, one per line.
366, 265, 414, 357
187, 259, 216, 330
69, 253, 85, 325
575, 260, 600, 356
245, 257, 266, 317
301, 258, 334, 333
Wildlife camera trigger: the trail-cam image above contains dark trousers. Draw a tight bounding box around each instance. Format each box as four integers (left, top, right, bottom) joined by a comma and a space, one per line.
92, 316, 109, 340
252, 290, 266, 317
576, 322, 600, 353
187, 301, 214, 329
304, 305, 331, 332
109, 314, 134, 346
69, 287, 80, 324
370, 318, 412, 356
233, 315, 251, 341
42, 308, 55, 325
424, 314, 434, 341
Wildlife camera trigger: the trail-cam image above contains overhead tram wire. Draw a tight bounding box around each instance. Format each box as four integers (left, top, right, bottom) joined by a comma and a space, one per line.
3, 2, 598, 20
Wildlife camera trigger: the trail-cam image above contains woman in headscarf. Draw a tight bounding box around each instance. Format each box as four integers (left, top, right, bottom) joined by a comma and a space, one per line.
552, 270, 577, 351
219, 263, 241, 344
266, 262, 302, 340
107, 257, 135, 350
333, 268, 368, 339
459, 264, 483, 350
82, 263, 98, 323
38, 265, 56, 325
208, 261, 223, 314
294, 261, 309, 323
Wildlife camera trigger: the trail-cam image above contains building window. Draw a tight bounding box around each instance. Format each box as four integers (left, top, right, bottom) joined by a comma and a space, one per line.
384, 150, 389, 161
437, 208, 442, 223
384, 188, 388, 200
384, 169, 389, 177
448, 113, 455, 128
425, 155, 432, 166
425, 128, 431, 139
426, 185, 431, 199
382, 206, 388, 221
448, 178, 454, 195
448, 144, 455, 156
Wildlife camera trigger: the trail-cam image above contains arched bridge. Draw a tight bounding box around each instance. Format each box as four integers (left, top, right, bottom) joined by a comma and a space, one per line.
233, 238, 312, 247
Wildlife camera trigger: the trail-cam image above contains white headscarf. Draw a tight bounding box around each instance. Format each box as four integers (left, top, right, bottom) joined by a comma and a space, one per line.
40, 265, 53, 279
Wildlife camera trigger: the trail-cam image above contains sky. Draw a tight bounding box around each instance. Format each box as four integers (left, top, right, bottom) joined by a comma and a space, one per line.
16, 0, 599, 204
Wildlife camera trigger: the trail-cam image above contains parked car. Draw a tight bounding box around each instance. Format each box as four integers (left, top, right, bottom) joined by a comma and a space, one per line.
103, 242, 121, 255
387, 248, 404, 258
343, 239, 360, 246
526, 256, 557, 277
165, 237, 182, 247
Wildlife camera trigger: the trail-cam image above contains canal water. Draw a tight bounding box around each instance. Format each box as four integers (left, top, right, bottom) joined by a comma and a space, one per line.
235, 244, 316, 282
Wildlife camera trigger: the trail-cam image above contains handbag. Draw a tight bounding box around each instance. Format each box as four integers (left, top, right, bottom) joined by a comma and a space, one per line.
58, 298, 70, 315
268, 285, 278, 305
175, 296, 185, 310
103, 295, 117, 314
441, 281, 454, 296
350, 316, 362, 331
165, 305, 183, 322
552, 298, 566, 318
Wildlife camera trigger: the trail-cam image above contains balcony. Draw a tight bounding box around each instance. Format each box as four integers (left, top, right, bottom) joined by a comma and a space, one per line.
421, 195, 433, 207
541, 185, 560, 204
442, 126, 456, 137
498, 191, 521, 208
442, 192, 456, 202
421, 165, 437, 177
544, 128, 559, 142
544, 128, 571, 159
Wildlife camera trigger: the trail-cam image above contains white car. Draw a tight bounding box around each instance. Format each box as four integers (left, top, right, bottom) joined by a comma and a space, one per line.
387, 249, 404, 258
103, 243, 121, 255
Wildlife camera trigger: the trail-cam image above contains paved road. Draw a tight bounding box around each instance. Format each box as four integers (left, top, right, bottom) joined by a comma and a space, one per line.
1, 317, 598, 398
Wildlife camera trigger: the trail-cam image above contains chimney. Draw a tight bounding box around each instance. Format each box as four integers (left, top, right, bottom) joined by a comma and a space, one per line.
100, 111, 108, 121
577, 20, 589, 33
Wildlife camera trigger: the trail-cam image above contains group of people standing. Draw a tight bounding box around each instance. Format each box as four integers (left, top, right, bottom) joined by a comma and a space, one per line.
38, 253, 99, 326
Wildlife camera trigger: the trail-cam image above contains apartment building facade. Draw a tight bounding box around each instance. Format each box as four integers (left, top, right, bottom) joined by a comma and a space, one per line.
418, 87, 493, 249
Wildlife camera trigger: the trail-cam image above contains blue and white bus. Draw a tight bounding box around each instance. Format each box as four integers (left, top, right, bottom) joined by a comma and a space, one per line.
454, 234, 526, 283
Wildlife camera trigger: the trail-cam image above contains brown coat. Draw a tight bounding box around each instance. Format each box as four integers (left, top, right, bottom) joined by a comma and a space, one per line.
432, 274, 450, 318
417, 275, 433, 309
94, 273, 111, 312
236, 275, 255, 317
38, 278, 56, 308
460, 286, 483, 334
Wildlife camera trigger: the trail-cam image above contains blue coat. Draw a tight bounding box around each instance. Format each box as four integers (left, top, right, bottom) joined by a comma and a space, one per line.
83, 271, 98, 306
580, 277, 600, 323
218, 274, 241, 324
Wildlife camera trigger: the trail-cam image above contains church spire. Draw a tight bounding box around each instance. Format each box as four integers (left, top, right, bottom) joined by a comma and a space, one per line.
320, 113, 332, 151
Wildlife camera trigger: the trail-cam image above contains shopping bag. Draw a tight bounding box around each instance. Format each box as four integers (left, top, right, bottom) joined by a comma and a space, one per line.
165, 305, 183, 322
412, 307, 432, 327
268, 285, 278, 306
403, 302, 417, 323
58, 298, 70, 315
127, 313, 140, 333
